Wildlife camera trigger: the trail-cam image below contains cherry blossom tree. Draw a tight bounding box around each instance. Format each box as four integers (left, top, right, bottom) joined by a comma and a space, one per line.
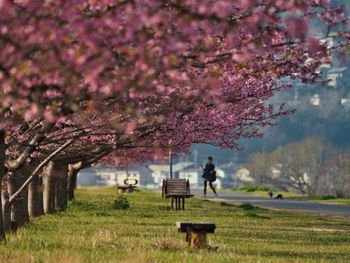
0, 0, 349, 239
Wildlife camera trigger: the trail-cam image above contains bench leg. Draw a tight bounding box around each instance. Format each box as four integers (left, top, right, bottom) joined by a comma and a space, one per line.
188, 232, 207, 249
171, 198, 174, 210
182, 197, 185, 210
176, 198, 179, 210
128, 185, 133, 193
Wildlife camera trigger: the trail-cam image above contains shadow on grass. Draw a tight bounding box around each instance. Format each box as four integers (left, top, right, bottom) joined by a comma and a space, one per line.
244, 211, 271, 219
239, 203, 257, 210
220, 202, 235, 207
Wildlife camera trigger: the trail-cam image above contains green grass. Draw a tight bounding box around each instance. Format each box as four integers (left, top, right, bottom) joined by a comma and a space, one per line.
286, 195, 350, 206
1, 187, 350, 263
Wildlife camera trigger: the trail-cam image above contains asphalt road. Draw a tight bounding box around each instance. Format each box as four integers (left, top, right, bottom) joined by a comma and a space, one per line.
191, 190, 350, 217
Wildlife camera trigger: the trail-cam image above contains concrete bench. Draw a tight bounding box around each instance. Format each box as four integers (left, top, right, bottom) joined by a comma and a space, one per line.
162, 179, 194, 210
176, 222, 216, 248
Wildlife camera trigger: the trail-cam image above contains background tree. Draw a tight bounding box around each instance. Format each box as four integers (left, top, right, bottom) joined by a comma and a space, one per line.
327, 149, 350, 198
246, 153, 271, 186
246, 138, 349, 196
268, 138, 326, 195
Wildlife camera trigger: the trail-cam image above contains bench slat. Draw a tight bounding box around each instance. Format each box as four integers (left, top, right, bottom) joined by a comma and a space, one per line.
162, 179, 193, 207
165, 194, 194, 198
176, 222, 216, 233
167, 179, 186, 181
167, 186, 187, 189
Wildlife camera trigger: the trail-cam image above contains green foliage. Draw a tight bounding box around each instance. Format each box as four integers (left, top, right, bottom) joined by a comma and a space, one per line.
239, 185, 275, 192
336, 190, 345, 199
239, 186, 256, 192
112, 195, 130, 210
258, 186, 274, 191
321, 195, 336, 200
220, 202, 234, 207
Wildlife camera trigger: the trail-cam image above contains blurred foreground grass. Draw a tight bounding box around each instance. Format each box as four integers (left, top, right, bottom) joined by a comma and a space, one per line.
1, 186, 350, 263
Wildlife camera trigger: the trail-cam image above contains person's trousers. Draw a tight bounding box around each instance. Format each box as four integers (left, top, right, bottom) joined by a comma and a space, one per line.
204, 180, 217, 195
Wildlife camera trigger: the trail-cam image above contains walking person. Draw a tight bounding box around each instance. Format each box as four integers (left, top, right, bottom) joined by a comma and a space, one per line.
200, 156, 218, 198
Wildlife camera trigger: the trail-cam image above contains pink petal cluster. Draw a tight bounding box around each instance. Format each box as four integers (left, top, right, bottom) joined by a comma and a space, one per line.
0, 0, 348, 166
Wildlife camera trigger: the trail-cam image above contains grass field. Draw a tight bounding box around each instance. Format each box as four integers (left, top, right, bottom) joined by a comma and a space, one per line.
1, 187, 350, 263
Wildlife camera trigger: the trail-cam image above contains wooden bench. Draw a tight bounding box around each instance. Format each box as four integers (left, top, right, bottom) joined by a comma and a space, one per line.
117, 178, 138, 193
162, 179, 194, 210
176, 222, 216, 248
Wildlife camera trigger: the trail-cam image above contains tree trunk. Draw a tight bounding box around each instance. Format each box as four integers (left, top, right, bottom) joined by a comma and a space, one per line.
67, 165, 79, 201
28, 176, 44, 217
8, 138, 77, 207
7, 169, 27, 231
22, 182, 29, 224
1, 190, 11, 232
55, 163, 68, 210
20, 164, 31, 225
44, 161, 56, 214
0, 130, 6, 240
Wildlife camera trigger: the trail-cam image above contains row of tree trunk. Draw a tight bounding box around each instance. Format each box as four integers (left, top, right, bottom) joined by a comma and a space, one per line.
1, 160, 78, 233
0, 131, 91, 240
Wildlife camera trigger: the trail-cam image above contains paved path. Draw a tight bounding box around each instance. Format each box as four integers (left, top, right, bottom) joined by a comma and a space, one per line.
191, 190, 350, 217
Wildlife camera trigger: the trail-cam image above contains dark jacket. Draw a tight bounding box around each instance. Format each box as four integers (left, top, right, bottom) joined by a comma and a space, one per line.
202, 163, 215, 180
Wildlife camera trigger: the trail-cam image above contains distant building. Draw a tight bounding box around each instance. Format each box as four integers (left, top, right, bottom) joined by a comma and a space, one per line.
179, 168, 200, 189
77, 166, 153, 187
310, 94, 320, 106
178, 167, 235, 189
326, 67, 349, 88
341, 98, 350, 111
148, 161, 237, 189
148, 162, 194, 187
147, 164, 169, 186
77, 161, 238, 190
217, 168, 235, 189
233, 167, 256, 188
271, 165, 282, 179
95, 168, 140, 187
235, 167, 255, 183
